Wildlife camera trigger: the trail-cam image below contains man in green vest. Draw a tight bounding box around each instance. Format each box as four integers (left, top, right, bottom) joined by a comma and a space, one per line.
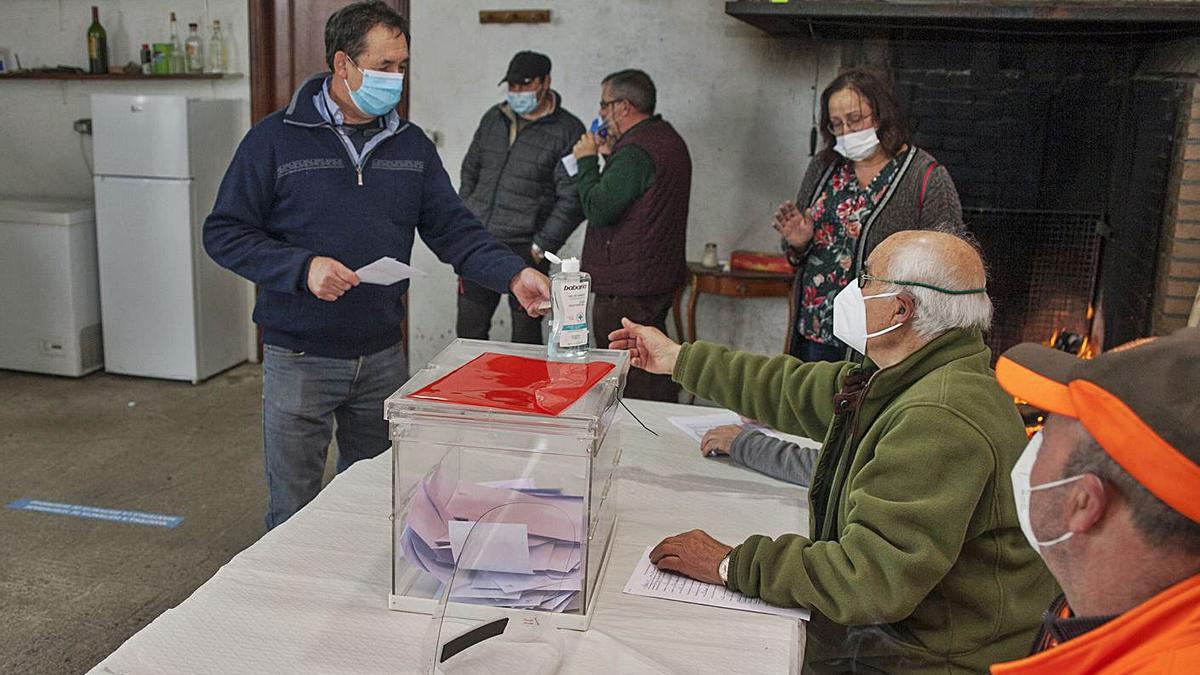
609, 229, 1058, 673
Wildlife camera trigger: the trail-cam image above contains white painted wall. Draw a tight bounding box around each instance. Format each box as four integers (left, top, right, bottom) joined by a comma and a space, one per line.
407, 0, 837, 368
0, 0, 256, 360
0, 0, 251, 198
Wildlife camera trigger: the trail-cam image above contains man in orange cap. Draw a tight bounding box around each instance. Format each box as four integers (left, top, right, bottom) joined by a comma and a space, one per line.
991, 327, 1200, 674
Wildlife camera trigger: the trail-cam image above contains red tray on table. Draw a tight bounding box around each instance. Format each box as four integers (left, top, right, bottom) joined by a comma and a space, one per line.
407, 353, 615, 416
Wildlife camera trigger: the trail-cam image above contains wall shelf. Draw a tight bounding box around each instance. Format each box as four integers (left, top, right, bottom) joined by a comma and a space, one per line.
0, 72, 243, 81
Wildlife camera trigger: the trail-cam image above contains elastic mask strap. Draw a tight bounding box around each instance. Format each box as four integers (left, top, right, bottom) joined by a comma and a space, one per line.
875, 278, 986, 295
1039, 530, 1074, 547
1030, 474, 1085, 492
861, 291, 904, 339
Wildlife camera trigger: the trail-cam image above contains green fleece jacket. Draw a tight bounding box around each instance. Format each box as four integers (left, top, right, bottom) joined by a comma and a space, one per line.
672, 329, 1058, 674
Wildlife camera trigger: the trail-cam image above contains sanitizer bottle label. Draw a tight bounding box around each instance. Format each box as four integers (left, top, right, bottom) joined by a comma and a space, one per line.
557, 281, 590, 348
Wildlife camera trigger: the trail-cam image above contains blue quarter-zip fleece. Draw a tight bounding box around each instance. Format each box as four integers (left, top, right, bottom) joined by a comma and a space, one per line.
204, 74, 528, 358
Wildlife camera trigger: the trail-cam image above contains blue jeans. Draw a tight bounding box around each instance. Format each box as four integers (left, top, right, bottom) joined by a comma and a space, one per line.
261, 342, 408, 529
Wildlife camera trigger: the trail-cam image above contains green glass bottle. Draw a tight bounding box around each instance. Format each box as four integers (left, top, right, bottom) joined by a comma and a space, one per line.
87, 6, 108, 75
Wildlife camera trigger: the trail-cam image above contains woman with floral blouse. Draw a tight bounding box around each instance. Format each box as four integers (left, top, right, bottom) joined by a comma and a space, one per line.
774, 68, 963, 362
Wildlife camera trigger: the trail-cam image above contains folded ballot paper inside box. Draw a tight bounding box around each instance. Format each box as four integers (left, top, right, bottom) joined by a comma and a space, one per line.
386, 339, 629, 631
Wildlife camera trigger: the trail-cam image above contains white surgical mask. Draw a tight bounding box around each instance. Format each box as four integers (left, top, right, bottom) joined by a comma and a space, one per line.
1011, 431, 1085, 553
831, 283, 902, 356
834, 127, 881, 162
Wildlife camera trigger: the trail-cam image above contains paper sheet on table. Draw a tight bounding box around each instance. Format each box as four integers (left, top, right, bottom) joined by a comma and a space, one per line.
448, 521, 532, 574
561, 153, 579, 177
623, 545, 810, 621
667, 411, 791, 444
354, 256, 426, 285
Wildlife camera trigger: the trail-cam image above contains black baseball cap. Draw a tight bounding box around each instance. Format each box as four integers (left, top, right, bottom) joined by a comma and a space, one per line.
500, 51, 551, 85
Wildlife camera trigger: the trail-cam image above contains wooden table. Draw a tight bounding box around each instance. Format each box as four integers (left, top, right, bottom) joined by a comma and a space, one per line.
673, 261, 796, 350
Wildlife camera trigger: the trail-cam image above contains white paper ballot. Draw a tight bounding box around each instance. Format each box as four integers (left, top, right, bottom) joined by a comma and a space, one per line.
667, 411, 794, 445
354, 256, 426, 286
448, 521, 533, 574
624, 545, 810, 621
561, 153, 579, 177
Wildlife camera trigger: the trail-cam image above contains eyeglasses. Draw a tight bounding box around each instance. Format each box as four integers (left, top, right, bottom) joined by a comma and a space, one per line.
599, 98, 624, 109
827, 111, 874, 136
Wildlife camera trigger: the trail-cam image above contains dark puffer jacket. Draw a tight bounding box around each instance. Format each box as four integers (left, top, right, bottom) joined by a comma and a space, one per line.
459, 91, 586, 252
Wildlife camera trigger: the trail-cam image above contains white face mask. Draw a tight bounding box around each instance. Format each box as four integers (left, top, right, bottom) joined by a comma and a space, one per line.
1011, 431, 1085, 553
831, 283, 902, 356
834, 127, 881, 162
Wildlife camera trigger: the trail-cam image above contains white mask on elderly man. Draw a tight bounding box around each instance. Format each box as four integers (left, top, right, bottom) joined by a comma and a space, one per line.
834, 127, 881, 162
1011, 431, 1086, 555
832, 283, 902, 356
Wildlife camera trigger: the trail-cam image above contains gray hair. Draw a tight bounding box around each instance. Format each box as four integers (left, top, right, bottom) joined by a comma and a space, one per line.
1064, 432, 1200, 556
877, 230, 993, 341
602, 69, 657, 115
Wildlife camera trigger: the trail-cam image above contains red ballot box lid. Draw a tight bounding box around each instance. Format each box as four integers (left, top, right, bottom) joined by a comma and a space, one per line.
407, 352, 616, 416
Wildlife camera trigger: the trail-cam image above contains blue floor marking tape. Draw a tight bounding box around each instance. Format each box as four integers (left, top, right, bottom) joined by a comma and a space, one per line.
6, 498, 184, 528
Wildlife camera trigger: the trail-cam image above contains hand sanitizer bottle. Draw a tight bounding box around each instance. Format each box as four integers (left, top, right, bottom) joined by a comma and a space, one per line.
546, 255, 591, 359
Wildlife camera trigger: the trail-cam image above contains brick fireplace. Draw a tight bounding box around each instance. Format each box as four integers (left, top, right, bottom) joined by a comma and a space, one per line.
727, 1, 1200, 354
876, 38, 1196, 354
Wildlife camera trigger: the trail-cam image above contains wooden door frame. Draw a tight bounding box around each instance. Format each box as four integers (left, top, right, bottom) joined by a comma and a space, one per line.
249, 0, 410, 124
246, 0, 412, 362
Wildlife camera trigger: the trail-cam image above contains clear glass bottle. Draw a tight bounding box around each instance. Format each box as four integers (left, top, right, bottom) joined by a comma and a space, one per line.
207, 20, 226, 74
185, 23, 204, 73
168, 12, 186, 74
547, 257, 592, 359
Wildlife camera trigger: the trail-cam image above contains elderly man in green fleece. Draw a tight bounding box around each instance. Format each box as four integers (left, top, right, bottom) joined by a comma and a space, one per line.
609, 229, 1058, 674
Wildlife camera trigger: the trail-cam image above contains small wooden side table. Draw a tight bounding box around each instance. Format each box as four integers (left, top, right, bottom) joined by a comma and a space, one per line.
673, 261, 796, 351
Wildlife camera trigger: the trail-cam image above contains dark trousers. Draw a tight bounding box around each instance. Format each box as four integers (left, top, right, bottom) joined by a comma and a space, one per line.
794, 339, 847, 363
456, 241, 550, 345
592, 290, 680, 403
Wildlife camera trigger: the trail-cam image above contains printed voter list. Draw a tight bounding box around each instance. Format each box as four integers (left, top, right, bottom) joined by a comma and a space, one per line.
624, 544, 810, 621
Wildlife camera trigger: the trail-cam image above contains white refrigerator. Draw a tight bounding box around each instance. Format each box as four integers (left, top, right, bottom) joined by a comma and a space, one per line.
91, 94, 249, 383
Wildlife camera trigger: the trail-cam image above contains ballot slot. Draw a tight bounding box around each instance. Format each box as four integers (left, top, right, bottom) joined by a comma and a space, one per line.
387, 339, 629, 631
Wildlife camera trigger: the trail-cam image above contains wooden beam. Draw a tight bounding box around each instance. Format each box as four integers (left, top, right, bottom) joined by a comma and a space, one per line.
479, 10, 551, 25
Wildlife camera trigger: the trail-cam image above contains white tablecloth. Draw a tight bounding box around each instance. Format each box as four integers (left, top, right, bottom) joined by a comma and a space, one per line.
88, 401, 814, 674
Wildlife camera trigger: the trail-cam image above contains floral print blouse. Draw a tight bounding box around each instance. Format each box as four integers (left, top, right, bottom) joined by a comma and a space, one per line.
797, 157, 902, 346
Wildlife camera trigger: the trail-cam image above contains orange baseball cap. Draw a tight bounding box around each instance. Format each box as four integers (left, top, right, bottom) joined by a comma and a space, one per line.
996, 327, 1200, 524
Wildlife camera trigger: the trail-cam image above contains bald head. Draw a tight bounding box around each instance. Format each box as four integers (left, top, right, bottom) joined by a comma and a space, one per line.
867, 229, 993, 341
870, 230, 987, 291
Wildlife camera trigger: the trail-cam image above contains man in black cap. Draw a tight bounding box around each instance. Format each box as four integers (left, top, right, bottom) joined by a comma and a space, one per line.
457, 51, 586, 344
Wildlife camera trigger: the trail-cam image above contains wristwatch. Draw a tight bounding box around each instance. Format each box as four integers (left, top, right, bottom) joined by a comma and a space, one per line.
718, 551, 732, 586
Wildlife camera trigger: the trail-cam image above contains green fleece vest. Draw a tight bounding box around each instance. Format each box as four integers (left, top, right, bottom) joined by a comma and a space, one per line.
673, 329, 1059, 674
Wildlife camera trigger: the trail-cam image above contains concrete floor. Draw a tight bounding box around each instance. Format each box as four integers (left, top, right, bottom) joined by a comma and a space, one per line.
0, 363, 282, 674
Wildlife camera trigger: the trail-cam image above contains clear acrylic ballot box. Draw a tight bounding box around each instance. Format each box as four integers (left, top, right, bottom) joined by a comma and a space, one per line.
386, 339, 629, 631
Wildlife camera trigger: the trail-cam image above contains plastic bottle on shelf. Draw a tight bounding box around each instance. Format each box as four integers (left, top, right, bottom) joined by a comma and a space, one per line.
140, 43, 152, 75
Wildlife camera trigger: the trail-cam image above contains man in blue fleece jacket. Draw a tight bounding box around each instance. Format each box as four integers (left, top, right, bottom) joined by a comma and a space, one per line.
203, 1, 549, 529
